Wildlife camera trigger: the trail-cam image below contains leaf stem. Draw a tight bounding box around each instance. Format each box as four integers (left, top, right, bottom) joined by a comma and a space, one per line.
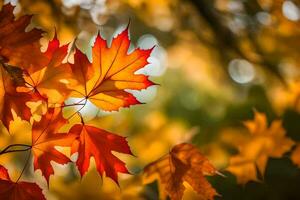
66, 98, 87, 121
62, 103, 86, 108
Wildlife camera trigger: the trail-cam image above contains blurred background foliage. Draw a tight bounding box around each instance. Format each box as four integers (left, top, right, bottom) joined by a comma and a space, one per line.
1, 0, 300, 199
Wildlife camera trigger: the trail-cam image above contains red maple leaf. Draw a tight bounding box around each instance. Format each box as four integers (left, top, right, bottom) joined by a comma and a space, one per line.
68, 124, 133, 184
0, 3, 47, 73
31, 107, 76, 184
0, 165, 46, 200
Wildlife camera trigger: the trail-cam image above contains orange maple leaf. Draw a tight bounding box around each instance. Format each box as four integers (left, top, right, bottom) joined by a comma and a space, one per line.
31, 107, 75, 184
0, 3, 46, 73
0, 63, 39, 130
0, 165, 46, 200
68, 123, 133, 184
143, 143, 218, 200
226, 111, 295, 184
71, 26, 155, 111
20, 34, 73, 103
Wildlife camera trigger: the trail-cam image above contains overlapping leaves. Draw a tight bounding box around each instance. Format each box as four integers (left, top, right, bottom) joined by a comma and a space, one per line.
0, 3, 155, 199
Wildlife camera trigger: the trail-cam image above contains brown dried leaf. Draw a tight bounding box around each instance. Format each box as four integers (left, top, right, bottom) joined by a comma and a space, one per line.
143, 143, 218, 200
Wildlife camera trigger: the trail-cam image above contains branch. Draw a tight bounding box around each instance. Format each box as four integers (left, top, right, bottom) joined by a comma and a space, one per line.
16, 151, 31, 182
0, 144, 31, 156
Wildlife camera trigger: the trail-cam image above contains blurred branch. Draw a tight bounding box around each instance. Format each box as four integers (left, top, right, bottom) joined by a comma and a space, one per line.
20, 0, 79, 33
243, 1, 285, 83
188, 0, 244, 58
45, 0, 79, 27
188, 0, 285, 83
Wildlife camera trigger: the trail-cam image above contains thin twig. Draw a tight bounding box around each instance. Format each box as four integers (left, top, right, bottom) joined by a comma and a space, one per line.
0, 144, 31, 156
16, 151, 31, 182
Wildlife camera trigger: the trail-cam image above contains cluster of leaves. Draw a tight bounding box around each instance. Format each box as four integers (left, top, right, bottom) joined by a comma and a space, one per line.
143, 111, 300, 199
0, 3, 221, 200
0, 3, 150, 199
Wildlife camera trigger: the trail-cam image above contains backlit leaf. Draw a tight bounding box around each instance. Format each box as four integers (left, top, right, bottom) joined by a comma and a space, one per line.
68, 123, 133, 184
71, 27, 154, 111
0, 3, 46, 73
0, 165, 46, 200
31, 107, 75, 184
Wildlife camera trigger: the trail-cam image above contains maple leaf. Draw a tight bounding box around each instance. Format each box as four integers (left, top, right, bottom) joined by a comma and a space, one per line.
71, 26, 155, 111
68, 123, 133, 184
143, 143, 218, 200
20, 34, 73, 103
0, 3, 46, 73
31, 107, 76, 184
0, 63, 38, 130
0, 165, 46, 200
226, 111, 295, 184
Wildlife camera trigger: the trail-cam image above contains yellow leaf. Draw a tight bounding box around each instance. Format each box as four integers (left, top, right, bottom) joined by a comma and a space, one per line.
227, 111, 295, 184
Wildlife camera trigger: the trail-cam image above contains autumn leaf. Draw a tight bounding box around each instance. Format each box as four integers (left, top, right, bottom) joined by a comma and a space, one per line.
70, 26, 155, 111
0, 63, 39, 130
0, 165, 46, 200
143, 143, 218, 200
20, 34, 73, 103
0, 3, 46, 73
226, 111, 295, 184
31, 107, 76, 184
68, 123, 133, 184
